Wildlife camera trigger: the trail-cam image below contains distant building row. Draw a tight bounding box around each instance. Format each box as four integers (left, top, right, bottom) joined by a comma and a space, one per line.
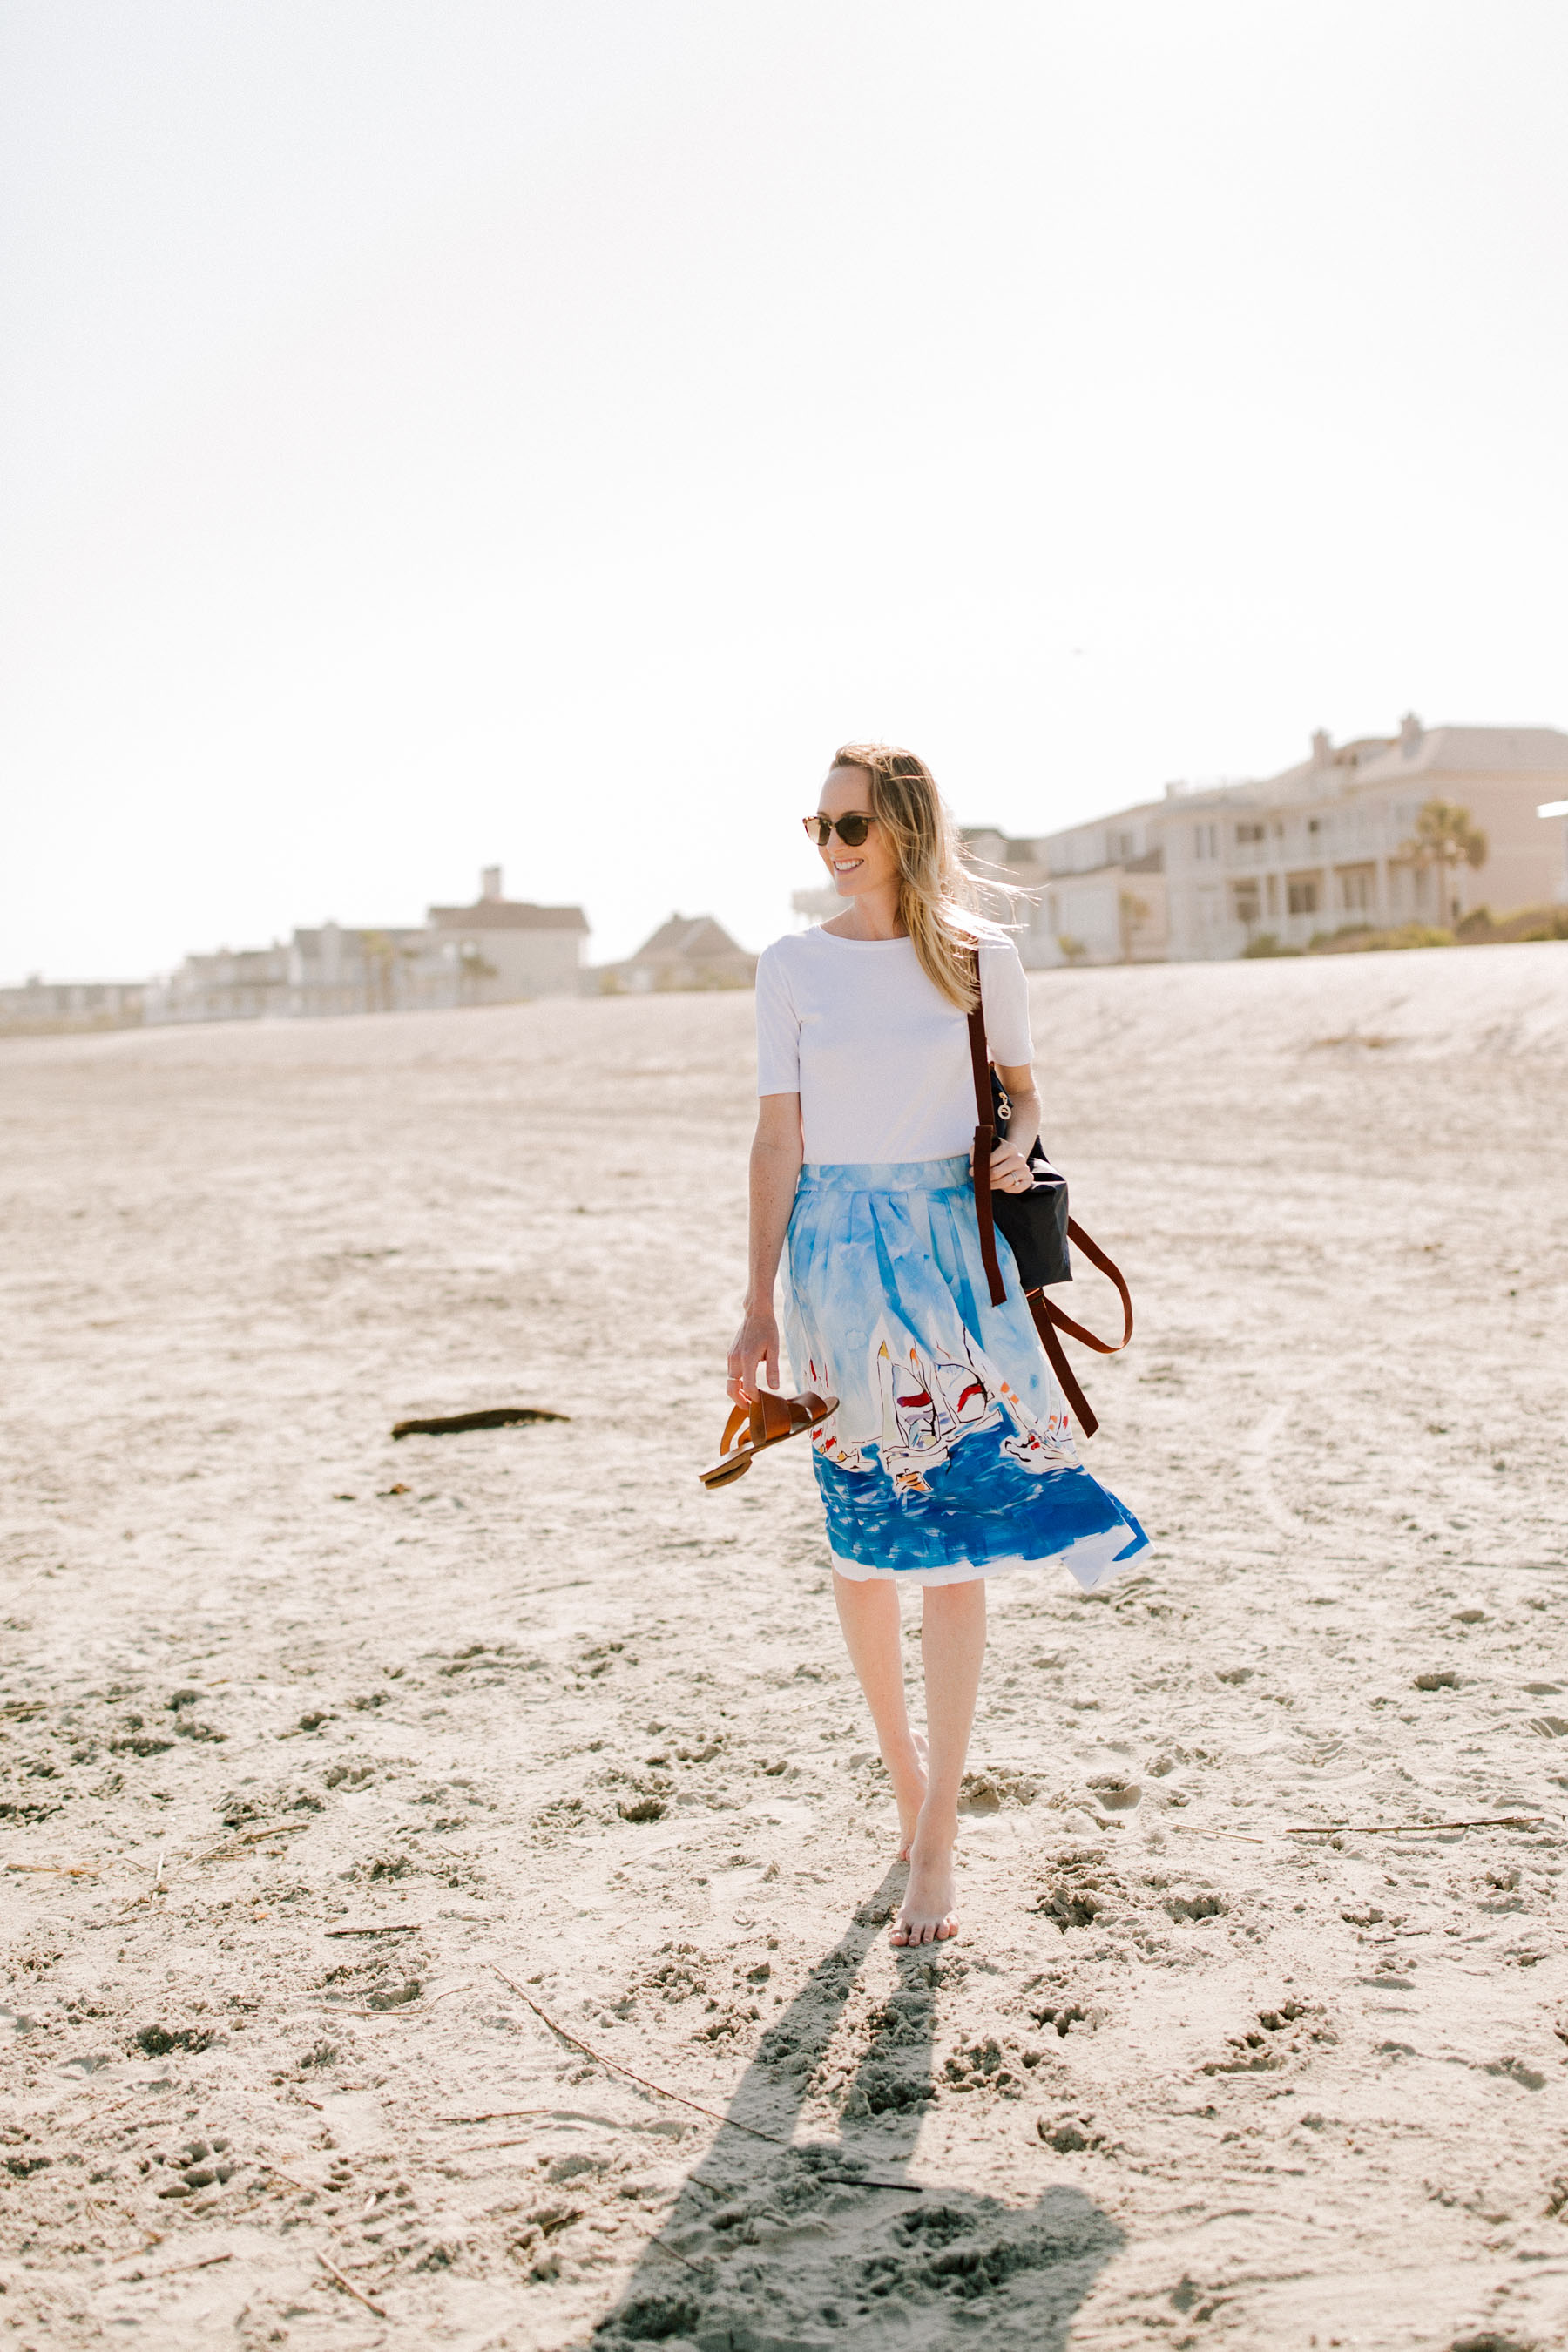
140, 868, 588, 1024
960, 718, 1568, 965
0, 870, 755, 1032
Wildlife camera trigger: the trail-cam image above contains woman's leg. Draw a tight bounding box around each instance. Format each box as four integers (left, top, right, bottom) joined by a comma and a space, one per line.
833, 1570, 928, 1857
894, 1579, 987, 1945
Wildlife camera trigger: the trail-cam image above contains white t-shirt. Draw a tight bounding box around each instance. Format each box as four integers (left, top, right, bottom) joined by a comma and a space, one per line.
754, 927, 1035, 1164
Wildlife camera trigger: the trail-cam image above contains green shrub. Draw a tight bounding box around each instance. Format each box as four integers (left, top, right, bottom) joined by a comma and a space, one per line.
1378, 924, 1456, 950
1301, 923, 1455, 956
1240, 932, 1302, 959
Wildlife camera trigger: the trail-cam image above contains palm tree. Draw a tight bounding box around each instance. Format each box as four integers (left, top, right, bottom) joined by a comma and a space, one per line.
1400, 800, 1487, 925
361, 929, 396, 1014
456, 941, 498, 1004
1118, 890, 1151, 962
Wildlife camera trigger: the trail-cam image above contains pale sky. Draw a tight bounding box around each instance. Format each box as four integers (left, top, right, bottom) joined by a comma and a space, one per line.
4, 0, 1566, 981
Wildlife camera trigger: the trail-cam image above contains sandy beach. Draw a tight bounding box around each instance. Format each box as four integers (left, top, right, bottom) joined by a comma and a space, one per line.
3, 941, 1566, 2352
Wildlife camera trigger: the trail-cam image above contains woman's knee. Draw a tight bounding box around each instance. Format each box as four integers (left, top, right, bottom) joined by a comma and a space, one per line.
920, 1579, 987, 1638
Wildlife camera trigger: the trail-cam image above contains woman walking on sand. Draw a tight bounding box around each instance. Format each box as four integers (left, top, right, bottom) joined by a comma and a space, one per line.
726, 745, 1148, 1948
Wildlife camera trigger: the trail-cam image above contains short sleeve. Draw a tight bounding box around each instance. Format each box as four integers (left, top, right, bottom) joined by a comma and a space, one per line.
979, 938, 1033, 1064
754, 944, 801, 1095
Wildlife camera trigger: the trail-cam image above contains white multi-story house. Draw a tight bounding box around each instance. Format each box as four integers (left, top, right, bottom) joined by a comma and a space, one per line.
968, 716, 1568, 965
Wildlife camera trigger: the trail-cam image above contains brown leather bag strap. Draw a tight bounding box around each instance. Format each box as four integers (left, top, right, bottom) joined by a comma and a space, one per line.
1025, 1289, 1099, 1439
965, 949, 1006, 1308
1040, 1220, 1133, 1354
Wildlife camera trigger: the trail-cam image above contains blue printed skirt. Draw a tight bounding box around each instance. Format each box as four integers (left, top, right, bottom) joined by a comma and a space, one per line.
782, 1158, 1149, 1589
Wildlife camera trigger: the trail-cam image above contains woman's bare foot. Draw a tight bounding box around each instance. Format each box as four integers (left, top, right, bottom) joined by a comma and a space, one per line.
889, 1730, 929, 1862
891, 1814, 958, 1946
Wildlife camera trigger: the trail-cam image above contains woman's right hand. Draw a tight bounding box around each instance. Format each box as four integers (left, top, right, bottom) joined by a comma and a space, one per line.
727, 1306, 781, 1405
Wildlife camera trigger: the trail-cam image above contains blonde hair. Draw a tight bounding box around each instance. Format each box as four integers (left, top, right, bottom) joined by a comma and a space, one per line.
829, 742, 988, 1010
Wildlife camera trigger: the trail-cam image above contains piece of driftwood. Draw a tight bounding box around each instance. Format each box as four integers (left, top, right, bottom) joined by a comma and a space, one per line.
1282, 1814, 1543, 1836
123, 2249, 234, 2283
196, 1820, 311, 1864
647, 2236, 710, 2276
1174, 1814, 1544, 1842
255, 2161, 312, 2193
391, 1407, 570, 1440
315, 2248, 386, 2318
323, 1922, 423, 1938
436, 2106, 620, 2126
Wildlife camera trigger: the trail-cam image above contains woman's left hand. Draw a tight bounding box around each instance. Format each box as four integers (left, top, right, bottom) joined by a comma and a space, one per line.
989, 1138, 1035, 1195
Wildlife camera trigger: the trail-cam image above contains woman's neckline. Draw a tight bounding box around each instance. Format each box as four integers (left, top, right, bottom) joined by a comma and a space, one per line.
814, 923, 913, 945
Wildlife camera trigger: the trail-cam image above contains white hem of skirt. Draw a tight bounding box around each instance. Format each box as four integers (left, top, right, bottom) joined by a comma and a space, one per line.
829, 1525, 1139, 1593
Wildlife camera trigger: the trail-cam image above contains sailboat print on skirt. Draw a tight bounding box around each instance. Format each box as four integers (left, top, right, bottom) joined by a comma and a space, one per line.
783, 1156, 1149, 1589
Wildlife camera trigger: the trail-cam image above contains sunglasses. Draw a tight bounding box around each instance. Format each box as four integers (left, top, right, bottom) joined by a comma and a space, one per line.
802, 812, 875, 848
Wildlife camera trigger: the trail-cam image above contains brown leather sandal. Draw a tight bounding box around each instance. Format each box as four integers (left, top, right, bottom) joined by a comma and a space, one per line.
698, 1389, 839, 1490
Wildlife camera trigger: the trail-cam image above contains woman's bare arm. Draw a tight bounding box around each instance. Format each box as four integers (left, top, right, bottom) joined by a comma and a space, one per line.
990, 1059, 1043, 1193
727, 1092, 804, 1402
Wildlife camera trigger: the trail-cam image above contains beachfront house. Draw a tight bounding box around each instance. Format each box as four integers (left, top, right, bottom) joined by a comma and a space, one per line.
423, 868, 589, 1004
969, 717, 1568, 966
602, 913, 757, 992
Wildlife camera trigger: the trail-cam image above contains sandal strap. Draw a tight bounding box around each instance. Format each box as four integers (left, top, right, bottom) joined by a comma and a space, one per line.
751, 1390, 799, 1444
718, 1404, 750, 1456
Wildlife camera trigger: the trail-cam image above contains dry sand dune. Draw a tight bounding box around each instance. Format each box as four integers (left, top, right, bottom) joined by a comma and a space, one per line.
3, 941, 1566, 2352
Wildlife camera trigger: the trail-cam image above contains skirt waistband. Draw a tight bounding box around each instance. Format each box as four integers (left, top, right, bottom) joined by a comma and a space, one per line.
797, 1156, 972, 1195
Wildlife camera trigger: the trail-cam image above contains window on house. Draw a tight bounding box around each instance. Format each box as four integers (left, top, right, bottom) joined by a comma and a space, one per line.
1193, 821, 1220, 861
1339, 868, 1374, 914
1232, 882, 1260, 925
1235, 821, 1265, 845
1287, 878, 1319, 916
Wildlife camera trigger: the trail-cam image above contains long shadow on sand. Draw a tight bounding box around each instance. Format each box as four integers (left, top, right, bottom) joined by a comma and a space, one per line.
583, 1866, 1122, 2351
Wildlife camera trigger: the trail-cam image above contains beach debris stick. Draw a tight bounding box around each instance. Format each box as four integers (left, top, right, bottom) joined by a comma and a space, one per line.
646, 2235, 711, 2276
1169, 1828, 1267, 1844
436, 2105, 653, 2126
125, 2249, 233, 2282
488, 1964, 918, 2193
196, 1820, 312, 1863
4, 1862, 100, 1876
309, 2000, 433, 2018
1281, 1815, 1544, 1836
315, 2248, 386, 2318
323, 1922, 424, 1937
391, 1407, 570, 1439
1173, 1814, 1543, 1842
254, 2160, 313, 2193
437, 2107, 564, 2125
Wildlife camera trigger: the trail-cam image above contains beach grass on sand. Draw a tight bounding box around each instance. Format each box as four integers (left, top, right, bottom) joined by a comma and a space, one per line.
2, 942, 1566, 2351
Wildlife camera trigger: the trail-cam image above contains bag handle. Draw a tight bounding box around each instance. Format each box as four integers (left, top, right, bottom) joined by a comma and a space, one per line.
964, 952, 1006, 1308
964, 947, 1135, 1438
1025, 1293, 1102, 1438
